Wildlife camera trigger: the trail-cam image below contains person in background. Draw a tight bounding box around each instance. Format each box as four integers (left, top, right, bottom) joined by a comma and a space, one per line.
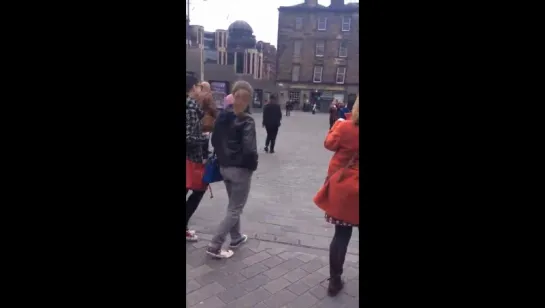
200, 81, 211, 93
337, 102, 350, 120
223, 94, 234, 110
285, 100, 292, 117
185, 80, 209, 242
323, 96, 360, 296
329, 100, 339, 129
262, 95, 282, 153
207, 80, 258, 259
199, 92, 218, 134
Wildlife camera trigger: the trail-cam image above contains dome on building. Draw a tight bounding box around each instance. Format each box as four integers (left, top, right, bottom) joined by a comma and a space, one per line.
228, 20, 253, 34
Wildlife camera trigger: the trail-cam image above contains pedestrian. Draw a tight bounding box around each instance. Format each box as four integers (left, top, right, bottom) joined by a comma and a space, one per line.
262, 95, 282, 153
200, 81, 211, 93
185, 80, 211, 242
337, 102, 349, 120
329, 100, 338, 129
199, 91, 218, 133
207, 80, 258, 259
223, 94, 234, 110
285, 100, 291, 117
315, 96, 359, 297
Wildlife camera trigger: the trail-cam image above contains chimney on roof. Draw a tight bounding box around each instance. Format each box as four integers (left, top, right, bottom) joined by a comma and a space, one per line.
304, 0, 318, 7
330, 0, 345, 7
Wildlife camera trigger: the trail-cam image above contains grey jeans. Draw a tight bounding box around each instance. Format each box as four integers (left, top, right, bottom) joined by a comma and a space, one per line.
209, 166, 253, 250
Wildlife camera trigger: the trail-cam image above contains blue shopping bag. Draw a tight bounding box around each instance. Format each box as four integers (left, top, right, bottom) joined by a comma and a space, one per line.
203, 155, 223, 184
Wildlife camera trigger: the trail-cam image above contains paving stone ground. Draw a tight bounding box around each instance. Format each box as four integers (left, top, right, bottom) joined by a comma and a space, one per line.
186, 238, 359, 308
186, 111, 360, 307
190, 111, 359, 255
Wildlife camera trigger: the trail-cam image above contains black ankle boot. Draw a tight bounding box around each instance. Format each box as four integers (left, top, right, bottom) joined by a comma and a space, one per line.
327, 276, 344, 297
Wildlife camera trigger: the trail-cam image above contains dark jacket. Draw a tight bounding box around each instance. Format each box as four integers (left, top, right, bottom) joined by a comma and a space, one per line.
262, 102, 282, 127
186, 98, 208, 163
211, 109, 258, 171
329, 106, 338, 123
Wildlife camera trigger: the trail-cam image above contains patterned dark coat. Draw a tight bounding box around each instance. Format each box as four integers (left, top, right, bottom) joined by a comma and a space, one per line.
186, 98, 208, 163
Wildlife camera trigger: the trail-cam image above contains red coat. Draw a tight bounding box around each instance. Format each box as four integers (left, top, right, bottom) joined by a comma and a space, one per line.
316, 119, 359, 224
325, 120, 359, 178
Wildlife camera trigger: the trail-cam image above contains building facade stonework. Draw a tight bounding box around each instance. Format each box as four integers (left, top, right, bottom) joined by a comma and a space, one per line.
276, 0, 359, 110
186, 20, 277, 109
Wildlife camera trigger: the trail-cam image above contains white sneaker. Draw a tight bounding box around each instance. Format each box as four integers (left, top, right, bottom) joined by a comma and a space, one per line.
186, 229, 198, 242
205, 247, 234, 259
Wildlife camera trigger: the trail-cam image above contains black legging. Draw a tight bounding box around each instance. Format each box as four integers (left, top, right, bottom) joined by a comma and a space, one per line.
329, 225, 357, 278
186, 189, 205, 230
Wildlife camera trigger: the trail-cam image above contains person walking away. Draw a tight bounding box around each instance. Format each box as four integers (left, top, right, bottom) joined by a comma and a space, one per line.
285, 100, 291, 117
262, 95, 282, 153
185, 80, 210, 242
207, 80, 258, 259
312, 101, 317, 114
329, 101, 338, 129
320, 97, 360, 296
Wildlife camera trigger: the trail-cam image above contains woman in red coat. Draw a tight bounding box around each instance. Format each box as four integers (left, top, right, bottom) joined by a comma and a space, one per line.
322, 96, 359, 296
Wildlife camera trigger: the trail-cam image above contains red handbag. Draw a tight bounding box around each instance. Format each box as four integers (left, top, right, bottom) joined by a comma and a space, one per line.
186, 159, 208, 191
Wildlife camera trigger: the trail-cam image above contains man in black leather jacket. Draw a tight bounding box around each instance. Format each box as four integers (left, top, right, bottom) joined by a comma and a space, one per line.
207, 80, 258, 259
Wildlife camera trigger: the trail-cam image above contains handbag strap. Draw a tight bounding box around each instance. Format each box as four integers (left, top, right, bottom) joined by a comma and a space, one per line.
325, 152, 359, 184
343, 152, 359, 170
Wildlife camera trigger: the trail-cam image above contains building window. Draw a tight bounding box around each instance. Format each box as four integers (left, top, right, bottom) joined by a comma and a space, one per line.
257, 56, 262, 79
227, 52, 235, 65
317, 17, 327, 31
336, 67, 346, 84
315, 41, 325, 57
292, 65, 300, 82
236, 53, 244, 74
247, 53, 252, 74
313, 66, 323, 83
342, 17, 351, 32
293, 40, 302, 57
295, 17, 303, 30
204, 49, 218, 64
338, 41, 348, 58
288, 91, 300, 102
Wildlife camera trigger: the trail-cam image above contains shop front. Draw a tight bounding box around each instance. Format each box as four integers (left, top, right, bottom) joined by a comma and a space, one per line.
208, 80, 230, 109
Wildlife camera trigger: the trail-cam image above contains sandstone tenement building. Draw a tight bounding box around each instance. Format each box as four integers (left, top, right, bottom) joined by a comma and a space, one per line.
276, 0, 359, 110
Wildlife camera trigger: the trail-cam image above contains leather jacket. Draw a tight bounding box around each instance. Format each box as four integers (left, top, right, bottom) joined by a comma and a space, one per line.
211, 108, 258, 171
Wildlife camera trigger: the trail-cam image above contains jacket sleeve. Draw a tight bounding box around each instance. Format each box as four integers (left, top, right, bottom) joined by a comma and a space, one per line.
277, 105, 282, 123
242, 118, 258, 163
186, 108, 207, 146
324, 120, 343, 151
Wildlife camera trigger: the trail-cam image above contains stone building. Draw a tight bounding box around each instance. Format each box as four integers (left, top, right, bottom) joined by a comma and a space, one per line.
186, 21, 277, 109
276, 0, 359, 111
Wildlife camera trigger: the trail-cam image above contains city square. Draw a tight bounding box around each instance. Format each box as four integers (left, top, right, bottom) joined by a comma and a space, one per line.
186, 112, 359, 308
186, 0, 360, 306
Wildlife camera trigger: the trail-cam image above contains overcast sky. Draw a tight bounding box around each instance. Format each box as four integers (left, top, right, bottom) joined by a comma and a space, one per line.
187, 0, 358, 47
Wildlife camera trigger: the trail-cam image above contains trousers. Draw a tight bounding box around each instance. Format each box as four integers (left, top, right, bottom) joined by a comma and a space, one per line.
209, 166, 253, 249
265, 126, 279, 150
